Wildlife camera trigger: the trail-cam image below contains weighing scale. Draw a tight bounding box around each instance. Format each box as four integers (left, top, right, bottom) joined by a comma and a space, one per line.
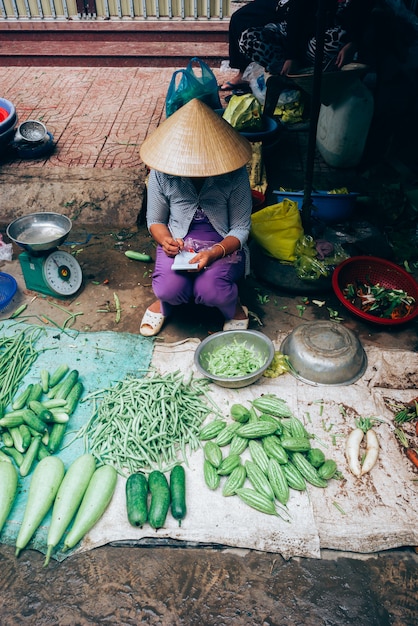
18, 249, 83, 298
6, 212, 83, 299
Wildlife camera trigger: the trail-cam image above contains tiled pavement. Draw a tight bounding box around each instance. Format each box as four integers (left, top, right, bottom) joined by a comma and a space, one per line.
0, 65, 236, 170
1, 64, 410, 213
0, 64, 371, 199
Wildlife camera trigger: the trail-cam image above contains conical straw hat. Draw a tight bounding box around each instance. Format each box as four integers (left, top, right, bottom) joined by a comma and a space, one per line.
140, 98, 253, 177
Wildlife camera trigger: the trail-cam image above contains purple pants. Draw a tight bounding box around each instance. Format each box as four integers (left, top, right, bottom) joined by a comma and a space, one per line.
152, 221, 245, 320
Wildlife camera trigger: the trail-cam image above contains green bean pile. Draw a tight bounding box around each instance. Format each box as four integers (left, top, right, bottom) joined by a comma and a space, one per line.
0, 325, 43, 409
75, 371, 221, 476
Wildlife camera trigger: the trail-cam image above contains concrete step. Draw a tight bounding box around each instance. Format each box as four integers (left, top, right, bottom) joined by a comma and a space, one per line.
0, 20, 229, 67
0, 41, 229, 67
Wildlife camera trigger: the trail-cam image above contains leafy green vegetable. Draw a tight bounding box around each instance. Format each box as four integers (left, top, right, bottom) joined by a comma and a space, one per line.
343, 281, 415, 319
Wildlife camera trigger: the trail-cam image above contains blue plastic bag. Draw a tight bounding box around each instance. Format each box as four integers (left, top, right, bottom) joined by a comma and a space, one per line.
165, 57, 221, 118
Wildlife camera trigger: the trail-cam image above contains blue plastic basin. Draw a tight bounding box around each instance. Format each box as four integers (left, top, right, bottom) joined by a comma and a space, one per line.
0, 272, 17, 311
273, 190, 358, 224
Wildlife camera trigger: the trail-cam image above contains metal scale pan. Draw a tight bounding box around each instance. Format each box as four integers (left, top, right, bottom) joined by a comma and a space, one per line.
6, 212, 83, 297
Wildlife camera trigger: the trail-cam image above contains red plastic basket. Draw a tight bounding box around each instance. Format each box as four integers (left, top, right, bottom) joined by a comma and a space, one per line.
332, 256, 418, 326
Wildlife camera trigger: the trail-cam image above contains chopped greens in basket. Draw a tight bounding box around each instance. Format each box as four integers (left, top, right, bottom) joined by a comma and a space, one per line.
203, 339, 267, 378
343, 281, 415, 319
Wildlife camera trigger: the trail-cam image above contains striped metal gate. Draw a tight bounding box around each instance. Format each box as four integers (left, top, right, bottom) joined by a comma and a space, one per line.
0, 0, 233, 19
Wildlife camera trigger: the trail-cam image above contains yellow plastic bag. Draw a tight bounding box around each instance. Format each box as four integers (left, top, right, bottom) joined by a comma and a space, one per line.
250, 199, 303, 261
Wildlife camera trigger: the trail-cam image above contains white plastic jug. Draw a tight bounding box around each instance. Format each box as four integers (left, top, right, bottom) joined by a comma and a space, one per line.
316, 79, 374, 168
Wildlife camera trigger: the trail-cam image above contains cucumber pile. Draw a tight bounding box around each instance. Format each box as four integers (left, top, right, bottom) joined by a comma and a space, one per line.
126, 465, 186, 530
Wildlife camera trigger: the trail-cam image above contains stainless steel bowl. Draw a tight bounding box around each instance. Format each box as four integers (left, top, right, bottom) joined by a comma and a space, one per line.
194, 330, 275, 389
280, 321, 367, 386
6, 212, 72, 253
15, 120, 47, 144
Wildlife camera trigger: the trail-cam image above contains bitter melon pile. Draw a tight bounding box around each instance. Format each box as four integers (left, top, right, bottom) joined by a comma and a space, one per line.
199, 394, 339, 519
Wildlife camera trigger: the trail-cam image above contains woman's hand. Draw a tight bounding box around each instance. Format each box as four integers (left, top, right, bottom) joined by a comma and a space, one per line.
187, 246, 226, 272
161, 236, 184, 257
149, 224, 184, 257
189, 249, 215, 272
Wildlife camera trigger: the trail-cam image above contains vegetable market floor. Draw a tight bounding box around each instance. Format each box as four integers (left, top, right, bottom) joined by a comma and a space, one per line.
0, 66, 418, 626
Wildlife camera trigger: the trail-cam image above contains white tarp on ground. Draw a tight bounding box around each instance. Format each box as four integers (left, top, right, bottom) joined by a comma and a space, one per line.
77, 336, 418, 561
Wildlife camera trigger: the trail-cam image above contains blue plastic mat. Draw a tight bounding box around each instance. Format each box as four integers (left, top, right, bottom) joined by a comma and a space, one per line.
0, 321, 154, 559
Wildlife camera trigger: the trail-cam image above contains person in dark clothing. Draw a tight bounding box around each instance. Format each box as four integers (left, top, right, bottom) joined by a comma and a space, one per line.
238, 0, 317, 76
220, 0, 374, 90
219, 0, 282, 89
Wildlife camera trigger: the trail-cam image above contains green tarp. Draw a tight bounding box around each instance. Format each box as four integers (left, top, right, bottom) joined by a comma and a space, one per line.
0, 321, 154, 558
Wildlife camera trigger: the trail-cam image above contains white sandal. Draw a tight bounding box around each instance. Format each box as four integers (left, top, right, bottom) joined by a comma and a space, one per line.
223, 306, 249, 332
140, 308, 166, 337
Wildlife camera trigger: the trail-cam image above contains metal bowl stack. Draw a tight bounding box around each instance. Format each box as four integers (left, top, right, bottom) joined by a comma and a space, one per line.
15, 120, 47, 144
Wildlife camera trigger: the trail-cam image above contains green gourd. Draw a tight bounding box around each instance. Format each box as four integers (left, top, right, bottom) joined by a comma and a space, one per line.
15, 456, 65, 557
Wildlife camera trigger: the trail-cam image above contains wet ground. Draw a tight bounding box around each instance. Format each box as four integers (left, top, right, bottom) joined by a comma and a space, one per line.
0, 544, 417, 626
1, 66, 418, 625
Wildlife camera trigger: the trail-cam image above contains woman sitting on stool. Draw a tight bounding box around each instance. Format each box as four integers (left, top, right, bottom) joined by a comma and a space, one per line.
139, 98, 253, 337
